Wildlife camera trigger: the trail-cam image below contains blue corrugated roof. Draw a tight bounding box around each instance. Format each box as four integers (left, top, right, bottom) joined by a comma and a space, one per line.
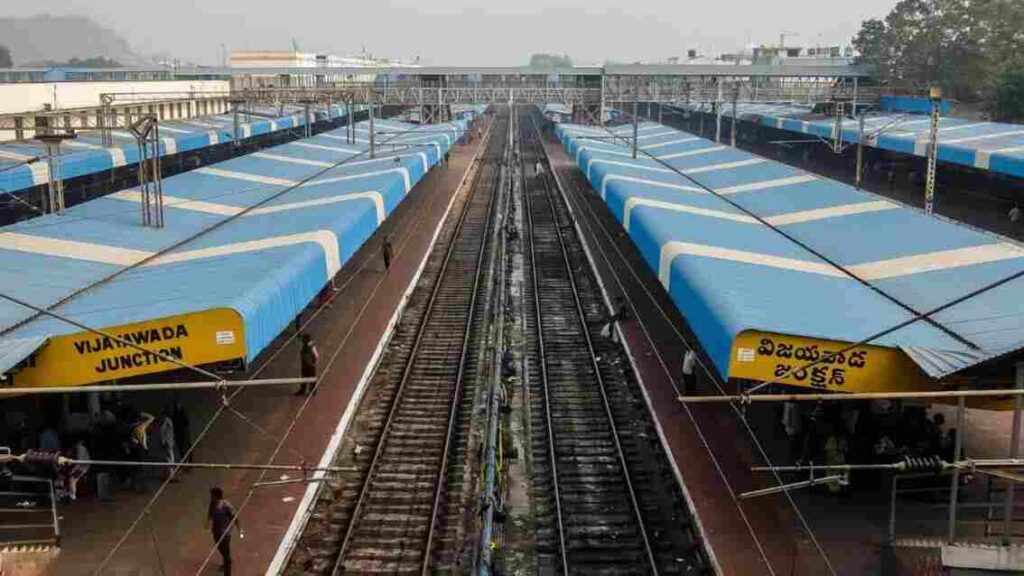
668, 102, 1024, 179
557, 120, 1024, 379
0, 111, 478, 367
0, 103, 357, 195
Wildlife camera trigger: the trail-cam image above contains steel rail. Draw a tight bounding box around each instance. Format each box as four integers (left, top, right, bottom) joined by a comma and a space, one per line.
329, 115, 502, 576
528, 113, 660, 574
420, 117, 501, 576
520, 108, 570, 575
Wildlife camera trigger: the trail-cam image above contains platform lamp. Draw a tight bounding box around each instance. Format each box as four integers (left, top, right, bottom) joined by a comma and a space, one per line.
35, 131, 78, 215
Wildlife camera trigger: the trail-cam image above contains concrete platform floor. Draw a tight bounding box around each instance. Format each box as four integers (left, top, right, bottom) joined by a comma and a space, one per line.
19, 117, 492, 576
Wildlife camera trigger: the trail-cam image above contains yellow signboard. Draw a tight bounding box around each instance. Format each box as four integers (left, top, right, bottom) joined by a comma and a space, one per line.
9, 308, 246, 388
729, 330, 931, 394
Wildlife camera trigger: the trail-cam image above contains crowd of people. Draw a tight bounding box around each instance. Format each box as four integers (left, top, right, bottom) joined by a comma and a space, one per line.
780, 399, 959, 491
1, 398, 193, 503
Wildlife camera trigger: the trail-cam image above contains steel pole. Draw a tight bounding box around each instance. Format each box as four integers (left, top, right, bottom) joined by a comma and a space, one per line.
632, 78, 639, 159
1003, 362, 1024, 543
924, 87, 941, 215
369, 99, 376, 159
855, 113, 866, 189
948, 396, 966, 543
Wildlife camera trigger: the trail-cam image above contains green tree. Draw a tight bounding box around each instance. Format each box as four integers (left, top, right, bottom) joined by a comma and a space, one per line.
528, 53, 573, 68
0, 44, 12, 68
995, 73, 1024, 122
853, 0, 1018, 103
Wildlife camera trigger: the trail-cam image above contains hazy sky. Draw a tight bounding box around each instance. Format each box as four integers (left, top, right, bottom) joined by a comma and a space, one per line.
6, 0, 900, 65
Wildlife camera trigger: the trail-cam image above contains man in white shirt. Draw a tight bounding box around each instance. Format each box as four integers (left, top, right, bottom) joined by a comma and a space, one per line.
682, 349, 697, 395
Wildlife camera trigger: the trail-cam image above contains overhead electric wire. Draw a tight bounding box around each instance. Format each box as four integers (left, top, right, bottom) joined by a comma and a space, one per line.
589, 122, 977, 350
0, 120, 448, 340
90, 119, 450, 574
591, 120, 839, 574
192, 118, 492, 576
540, 117, 777, 575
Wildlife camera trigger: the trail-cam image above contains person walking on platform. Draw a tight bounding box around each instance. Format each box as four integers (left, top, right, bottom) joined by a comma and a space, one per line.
158, 407, 176, 480
444, 151, 450, 166
296, 334, 319, 396
206, 487, 241, 575
172, 400, 193, 466
535, 160, 544, 176
382, 236, 394, 272
681, 349, 697, 395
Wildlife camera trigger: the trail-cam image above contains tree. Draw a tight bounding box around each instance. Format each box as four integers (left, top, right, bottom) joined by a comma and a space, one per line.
852, 0, 1019, 103
0, 44, 12, 68
528, 53, 573, 68
852, 18, 891, 79
995, 73, 1024, 122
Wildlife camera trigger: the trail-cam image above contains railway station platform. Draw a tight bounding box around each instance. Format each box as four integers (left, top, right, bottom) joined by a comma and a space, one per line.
0, 104, 355, 198
669, 101, 1024, 181
2, 111, 493, 575
544, 115, 1024, 573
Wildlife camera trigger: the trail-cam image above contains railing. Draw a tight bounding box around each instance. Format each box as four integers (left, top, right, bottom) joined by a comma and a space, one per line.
0, 474, 61, 548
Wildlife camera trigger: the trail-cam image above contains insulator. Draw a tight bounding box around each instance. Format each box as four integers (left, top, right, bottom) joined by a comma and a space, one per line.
23, 450, 61, 476
902, 455, 943, 472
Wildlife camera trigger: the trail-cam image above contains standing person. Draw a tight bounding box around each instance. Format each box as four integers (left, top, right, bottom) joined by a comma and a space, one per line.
171, 400, 193, 466
1009, 204, 1021, 224
296, 334, 319, 396
444, 151, 450, 166
128, 411, 154, 492
158, 407, 176, 480
206, 487, 241, 575
66, 439, 90, 501
535, 160, 544, 176
681, 349, 697, 395
381, 236, 394, 272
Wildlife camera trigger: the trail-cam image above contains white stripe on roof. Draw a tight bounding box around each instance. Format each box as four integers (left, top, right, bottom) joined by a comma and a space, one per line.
623, 198, 898, 230
975, 146, 1024, 169
112, 190, 387, 224
194, 167, 297, 187
763, 200, 898, 226
658, 241, 844, 288
252, 192, 386, 224
0, 150, 36, 162
587, 158, 670, 180
943, 129, 1024, 145
600, 174, 704, 199
292, 141, 360, 154
251, 152, 333, 168
849, 243, 1024, 280
642, 137, 701, 150
0, 231, 151, 266
108, 148, 127, 168
716, 174, 817, 195
659, 146, 728, 160
146, 231, 342, 278
624, 198, 753, 231
157, 125, 191, 134
683, 158, 767, 175
303, 167, 412, 194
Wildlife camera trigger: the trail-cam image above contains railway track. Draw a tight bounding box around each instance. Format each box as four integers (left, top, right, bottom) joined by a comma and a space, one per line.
517, 107, 708, 575
285, 108, 509, 575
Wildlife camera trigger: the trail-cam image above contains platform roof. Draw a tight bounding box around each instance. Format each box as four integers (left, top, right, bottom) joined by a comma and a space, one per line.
0, 104, 352, 196
670, 102, 1024, 180
557, 120, 1024, 382
0, 106, 485, 386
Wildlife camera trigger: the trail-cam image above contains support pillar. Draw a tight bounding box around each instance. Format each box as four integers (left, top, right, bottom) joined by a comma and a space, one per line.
632, 77, 639, 159
924, 87, 941, 215
1003, 362, 1024, 544
856, 113, 866, 189
369, 100, 376, 159
948, 396, 966, 543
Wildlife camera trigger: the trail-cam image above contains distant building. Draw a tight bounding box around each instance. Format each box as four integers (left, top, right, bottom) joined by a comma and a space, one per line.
229, 50, 412, 88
